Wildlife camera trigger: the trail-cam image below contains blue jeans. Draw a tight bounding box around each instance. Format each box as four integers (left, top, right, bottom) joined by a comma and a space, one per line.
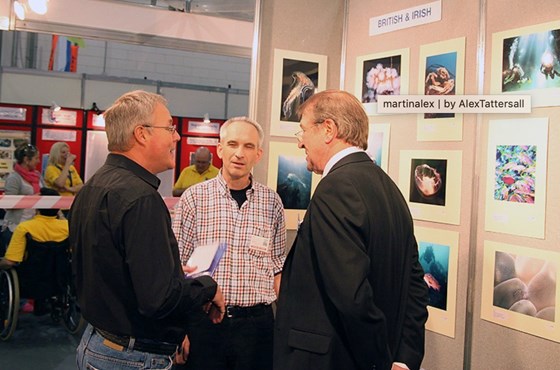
76, 324, 173, 370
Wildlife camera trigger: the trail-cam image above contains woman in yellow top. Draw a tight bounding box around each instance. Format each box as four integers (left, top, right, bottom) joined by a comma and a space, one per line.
44, 142, 83, 197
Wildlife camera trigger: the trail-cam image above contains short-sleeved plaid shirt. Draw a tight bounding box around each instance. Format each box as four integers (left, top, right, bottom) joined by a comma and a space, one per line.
172, 172, 287, 306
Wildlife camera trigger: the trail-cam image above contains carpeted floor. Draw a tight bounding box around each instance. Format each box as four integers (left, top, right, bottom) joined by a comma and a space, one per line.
0, 311, 84, 370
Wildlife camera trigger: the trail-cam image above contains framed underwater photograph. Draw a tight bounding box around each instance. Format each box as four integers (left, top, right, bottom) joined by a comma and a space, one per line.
267, 141, 321, 229
398, 150, 462, 225
270, 49, 327, 137
417, 37, 465, 141
366, 123, 390, 172
355, 48, 410, 116
481, 241, 560, 342
415, 226, 459, 338
491, 20, 560, 107
484, 118, 548, 239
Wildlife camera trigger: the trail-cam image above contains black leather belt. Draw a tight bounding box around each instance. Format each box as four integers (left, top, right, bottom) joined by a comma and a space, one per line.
95, 328, 177, 356
225, 304, 271, 319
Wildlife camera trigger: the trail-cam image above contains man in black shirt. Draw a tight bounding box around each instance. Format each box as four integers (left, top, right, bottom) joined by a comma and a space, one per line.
70, 90, 225, 369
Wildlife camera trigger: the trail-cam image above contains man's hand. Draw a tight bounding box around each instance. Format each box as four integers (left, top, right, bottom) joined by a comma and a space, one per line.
182, 264, 198, 275
206, 286, 225, 324
173, 335, 190, 365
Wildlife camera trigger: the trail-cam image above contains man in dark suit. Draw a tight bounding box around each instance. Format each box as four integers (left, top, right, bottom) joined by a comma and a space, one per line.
273, 90, 429, 370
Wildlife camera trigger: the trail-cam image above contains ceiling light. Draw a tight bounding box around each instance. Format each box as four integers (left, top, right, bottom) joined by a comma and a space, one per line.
28, 0, 48, 15
13, 1, 26, 20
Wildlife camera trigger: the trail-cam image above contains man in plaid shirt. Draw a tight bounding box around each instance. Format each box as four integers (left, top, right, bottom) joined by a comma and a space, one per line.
172, 116, 287, 370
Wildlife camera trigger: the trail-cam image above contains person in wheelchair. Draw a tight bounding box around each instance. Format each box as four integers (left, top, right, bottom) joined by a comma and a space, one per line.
0, 187, 68, 315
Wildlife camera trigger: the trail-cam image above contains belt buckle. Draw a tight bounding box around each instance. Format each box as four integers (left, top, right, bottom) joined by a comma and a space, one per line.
226, 306, 234, 318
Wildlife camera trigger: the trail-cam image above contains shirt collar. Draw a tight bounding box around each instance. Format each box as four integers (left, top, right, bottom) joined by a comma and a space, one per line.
322, 146, 363, 178
105, 153, 161, 190
216, 170, 254, 196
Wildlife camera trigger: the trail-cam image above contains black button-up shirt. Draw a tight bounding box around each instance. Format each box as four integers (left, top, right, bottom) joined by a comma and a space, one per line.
69, 154, 216, 344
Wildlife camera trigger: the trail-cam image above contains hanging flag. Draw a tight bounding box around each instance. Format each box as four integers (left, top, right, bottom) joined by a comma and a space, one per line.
48, 35, 84, 72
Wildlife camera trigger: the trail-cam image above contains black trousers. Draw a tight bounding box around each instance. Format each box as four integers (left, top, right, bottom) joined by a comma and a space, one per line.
176, 305, 274, 370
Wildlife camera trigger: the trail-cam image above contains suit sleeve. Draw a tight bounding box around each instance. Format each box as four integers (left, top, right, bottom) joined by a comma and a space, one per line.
308, 177, 391, 369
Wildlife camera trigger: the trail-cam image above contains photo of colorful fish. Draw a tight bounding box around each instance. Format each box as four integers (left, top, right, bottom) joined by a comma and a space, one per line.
280, 59, 319, 122
276, 155, 312, 210
419, 241, 450, 310
494, 145, 536, 203
501, 28, 560, 93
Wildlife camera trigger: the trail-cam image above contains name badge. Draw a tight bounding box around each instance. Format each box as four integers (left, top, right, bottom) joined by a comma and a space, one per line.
250, 235, 270, 253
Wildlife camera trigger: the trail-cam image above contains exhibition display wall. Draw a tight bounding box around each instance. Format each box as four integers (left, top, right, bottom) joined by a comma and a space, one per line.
256, 0, 560, 368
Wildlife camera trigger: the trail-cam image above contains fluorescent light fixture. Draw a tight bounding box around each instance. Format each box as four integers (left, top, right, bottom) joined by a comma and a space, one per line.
13, 1, 26, 20
28, 0, 48, 15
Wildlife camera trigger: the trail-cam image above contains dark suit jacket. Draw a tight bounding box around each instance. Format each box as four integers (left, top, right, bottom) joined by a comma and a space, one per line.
273, 152, 429, 370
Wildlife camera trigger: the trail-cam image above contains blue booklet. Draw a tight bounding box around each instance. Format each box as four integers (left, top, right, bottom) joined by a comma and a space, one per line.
185, 242, 227, 278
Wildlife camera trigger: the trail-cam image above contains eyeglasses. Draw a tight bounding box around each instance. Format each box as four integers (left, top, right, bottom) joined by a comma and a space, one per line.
294, 120, 324, 142
142, 124, 177, 133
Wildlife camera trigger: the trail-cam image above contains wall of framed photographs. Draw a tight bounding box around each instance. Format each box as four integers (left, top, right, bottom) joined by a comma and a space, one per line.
253, 0, 560, 369
341, 0, 560, 369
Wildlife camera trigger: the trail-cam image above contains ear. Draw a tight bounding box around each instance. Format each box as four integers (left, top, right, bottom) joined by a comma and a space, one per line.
323, 118, 337, 144
133, 125, 149, 146
217, 142, 224, 159
255, 146, 263, 164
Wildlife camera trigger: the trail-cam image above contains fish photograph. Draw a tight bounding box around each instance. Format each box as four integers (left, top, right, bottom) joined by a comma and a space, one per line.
494, 145, 536, 204
276, 154, 312, 210
419, 241, 450, 310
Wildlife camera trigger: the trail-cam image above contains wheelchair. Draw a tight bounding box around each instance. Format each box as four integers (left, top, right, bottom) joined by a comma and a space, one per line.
0, 233, 85, 340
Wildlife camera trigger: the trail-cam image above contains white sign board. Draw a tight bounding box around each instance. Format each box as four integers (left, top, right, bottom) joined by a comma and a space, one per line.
369, 1, 441, 36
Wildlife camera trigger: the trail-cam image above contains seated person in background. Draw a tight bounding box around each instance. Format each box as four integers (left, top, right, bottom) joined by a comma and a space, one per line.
1, 143, 42, 256
44, 142, 83, 197
0, 188, 67, 314
0, 188, 67, 270
172, 146, 219, 196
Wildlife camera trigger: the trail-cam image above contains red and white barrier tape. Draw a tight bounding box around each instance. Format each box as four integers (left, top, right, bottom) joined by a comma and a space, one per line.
0, 195, 180, 209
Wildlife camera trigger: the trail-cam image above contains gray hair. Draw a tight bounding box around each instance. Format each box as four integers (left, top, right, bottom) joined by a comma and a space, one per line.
220, 116, 264, 147
103, 90, 168, 152
297, 89, 369, 150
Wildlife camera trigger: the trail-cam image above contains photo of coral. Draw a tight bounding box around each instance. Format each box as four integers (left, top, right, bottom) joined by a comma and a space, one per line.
494, 145, 536, 204
280, 59, 318, 122
361, 55, 402, 103
502, 28, 560, 93
494, 251, 556, 322
419, 241, 450, 311
424, 51, 457, 119
409, 158, 447, 206
276, 155, 312, 210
